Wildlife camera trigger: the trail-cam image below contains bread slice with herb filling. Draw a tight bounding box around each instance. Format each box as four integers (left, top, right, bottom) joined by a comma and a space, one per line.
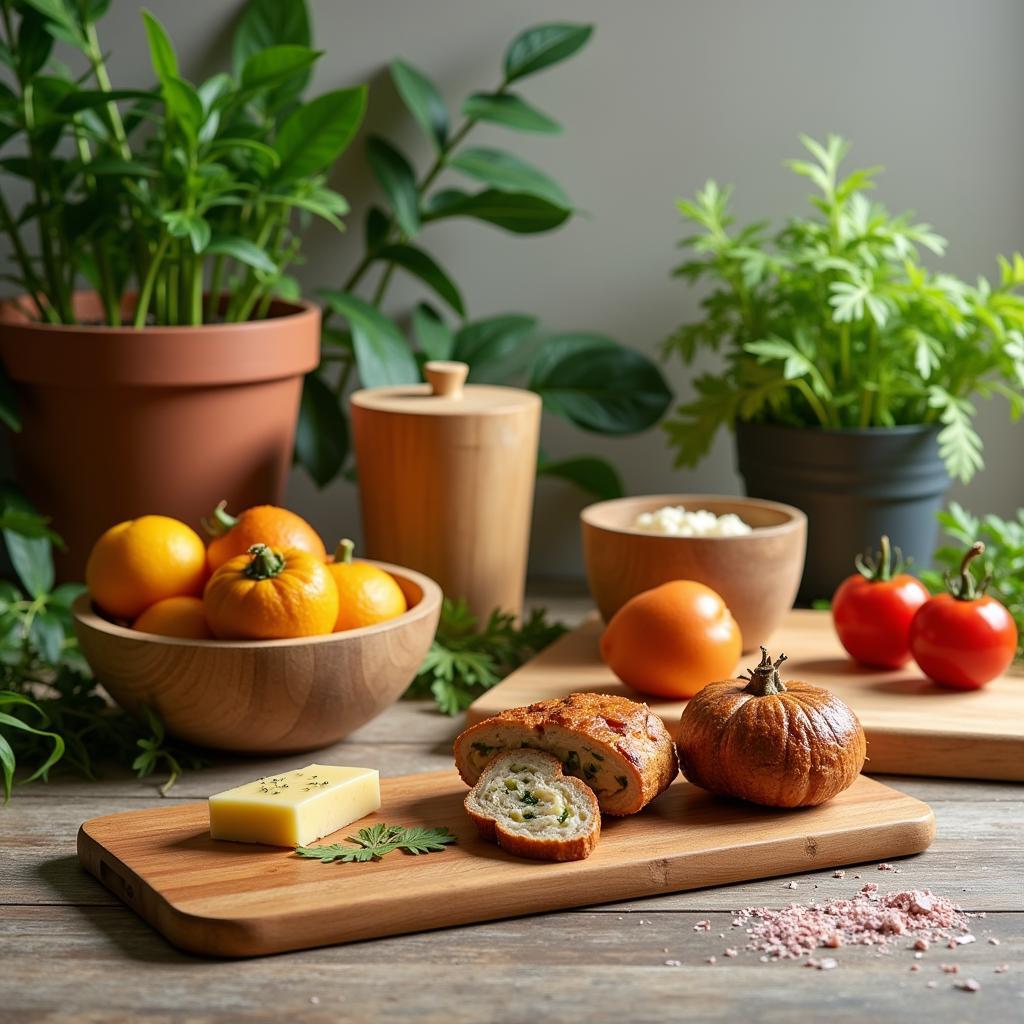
464, 749, 600, 861
455, 692, 678, 816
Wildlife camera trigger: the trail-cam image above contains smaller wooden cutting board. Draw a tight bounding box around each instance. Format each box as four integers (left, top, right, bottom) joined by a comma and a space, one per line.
79, 770, 934, 958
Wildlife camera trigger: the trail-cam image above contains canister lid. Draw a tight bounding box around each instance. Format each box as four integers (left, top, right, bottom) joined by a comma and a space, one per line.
350, 361, 541, 416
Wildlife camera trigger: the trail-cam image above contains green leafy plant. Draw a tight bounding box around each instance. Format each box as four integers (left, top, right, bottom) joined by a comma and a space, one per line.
295, 16, 672, 496
295, 822, 457, 863
407, 598, 567, 715
663, 134, 1024, 482
922, 502, 1024, 659
0, 0, 365, 332
0, 491, 201, 801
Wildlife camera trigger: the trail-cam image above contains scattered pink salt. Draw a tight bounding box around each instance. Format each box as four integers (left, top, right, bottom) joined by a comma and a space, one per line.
910, 963, 920, 972
706, 956, 717, 965
926, 981, 938, 989
785, 881, 799, 890
694, 920, 711, 932
861, 882, 879, 895
878, 863, 895, 872
956, 979, 980, 993
941, 963, 959, 974
832, 869, 845, 879
994, 964, 1008, 974
987, 937, 1000, 946
913, 937, 929, 951
664, 959, 681, 967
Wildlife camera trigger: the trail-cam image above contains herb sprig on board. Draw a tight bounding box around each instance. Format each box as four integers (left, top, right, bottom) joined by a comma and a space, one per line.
921, 502, 1024, 660
295, 823, 457, 863
406, 598, 567, 715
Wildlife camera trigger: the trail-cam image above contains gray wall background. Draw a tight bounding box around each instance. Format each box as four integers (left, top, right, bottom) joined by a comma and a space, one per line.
17, 0, 1024, 576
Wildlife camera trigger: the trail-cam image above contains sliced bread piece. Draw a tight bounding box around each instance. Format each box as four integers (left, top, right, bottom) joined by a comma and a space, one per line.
464, 749, 600, 861
455, 692, 678, 816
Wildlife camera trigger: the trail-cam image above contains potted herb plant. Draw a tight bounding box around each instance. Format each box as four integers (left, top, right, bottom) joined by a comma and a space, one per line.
0, 0, 365, 574
664, 135, 1024, 599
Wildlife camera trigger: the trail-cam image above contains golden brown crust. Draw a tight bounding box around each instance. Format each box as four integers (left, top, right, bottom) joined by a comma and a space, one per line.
455, 692, 678, 815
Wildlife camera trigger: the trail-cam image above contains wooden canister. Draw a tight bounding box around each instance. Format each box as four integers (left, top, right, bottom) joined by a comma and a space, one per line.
350, 361, 542, 620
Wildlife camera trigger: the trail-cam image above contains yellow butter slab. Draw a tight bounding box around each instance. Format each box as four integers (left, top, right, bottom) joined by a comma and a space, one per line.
208, 764, 380, 847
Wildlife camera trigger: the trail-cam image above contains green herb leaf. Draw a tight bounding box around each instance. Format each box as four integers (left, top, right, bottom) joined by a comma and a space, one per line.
423, 188, 570, 234
273, 87, 367, 182
295, 823, 457, 863
140, 9, 178, 85
537, 454, 624, 500
412, 303, 455, 361
448, 147, 570, 210
462, 92, 560, 134
295, 372, 348, 488
503, 23, 593, 83
375, 243, 464, 315
390, 59, 448, 150
366, 136, 421, 239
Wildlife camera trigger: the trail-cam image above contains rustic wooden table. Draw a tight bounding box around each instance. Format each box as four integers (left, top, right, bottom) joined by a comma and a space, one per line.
3, 588, 1022, 1022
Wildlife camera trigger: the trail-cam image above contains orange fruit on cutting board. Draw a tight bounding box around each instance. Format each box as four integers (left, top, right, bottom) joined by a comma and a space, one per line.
599, 580, 742, 699
134, 596, 212, 639
86, 515, 207, 620
203, 501, 326, 573
203, 543, 339, 640
328, 539, 407, 631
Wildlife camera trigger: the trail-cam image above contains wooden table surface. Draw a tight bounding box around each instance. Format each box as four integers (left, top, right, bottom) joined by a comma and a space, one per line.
3, 587, 1022, 1023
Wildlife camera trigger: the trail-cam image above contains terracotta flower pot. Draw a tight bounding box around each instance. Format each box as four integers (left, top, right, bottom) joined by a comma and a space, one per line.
0, 292, 320, 579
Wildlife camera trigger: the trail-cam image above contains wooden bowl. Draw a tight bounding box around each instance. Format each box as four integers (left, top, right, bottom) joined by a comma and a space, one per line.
581, 495, 806, 651
71, 562, 442, 754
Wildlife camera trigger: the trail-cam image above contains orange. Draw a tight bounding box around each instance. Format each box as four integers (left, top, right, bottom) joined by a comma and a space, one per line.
86, 515, 207, 620
328, 539, 407, 631
599, 580, 742, 699
134, 596, 212, 639
203, 501, 326, 573
203, 543, 339, 640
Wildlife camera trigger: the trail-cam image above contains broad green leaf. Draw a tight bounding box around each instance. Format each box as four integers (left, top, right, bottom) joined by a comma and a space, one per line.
3, 526, 54, 598
141, 9, 178, 85
30, 610, 64, 664
423, 189, 570, 234
376, 243, 464, 314
82, 157, 158, 177
264, 191, 348, 231
364, 205, 389, 250
273, 87, 367, 182
162, 76, 204, 142
240, 45, 320, 94
206, 236, 278, 273
537, 455, 625, 500
295, 372, 348, 487
20, 0, 77, 35
453, 314, 537, 382
16, 9, 55, 79
320, 290, 419, 387
197, 72, 233, 113
448, 147, 570, 209
0, 733, 14, 803
390, 59, 448, 149
503, 23, 593, 83
462, 91, 560, 133
528, 334, 673, 434
413, 304, 454, 361
56, 89, 154, 114
366, 136, 420, 239
233, 0, 311, 73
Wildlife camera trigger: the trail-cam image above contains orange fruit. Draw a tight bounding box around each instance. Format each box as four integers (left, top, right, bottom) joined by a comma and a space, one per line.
134, 596, 212, 639
203, 543, 339, 640
203, 501, 326, 573
328, 539, 407, 631
599, 580, 742, 699
86, 515, 207, 620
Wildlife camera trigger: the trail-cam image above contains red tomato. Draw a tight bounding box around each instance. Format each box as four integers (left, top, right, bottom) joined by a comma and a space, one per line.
832, 536, 930, 669
909, 542, 1018, 690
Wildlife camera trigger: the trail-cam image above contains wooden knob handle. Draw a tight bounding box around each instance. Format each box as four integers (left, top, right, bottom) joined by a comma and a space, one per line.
425, 361, 469, 399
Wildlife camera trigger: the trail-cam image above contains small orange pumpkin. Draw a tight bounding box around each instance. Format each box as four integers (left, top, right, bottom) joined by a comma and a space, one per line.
676, 647, 866, 808
203, 543, 339, 640
203, 501, 326, 573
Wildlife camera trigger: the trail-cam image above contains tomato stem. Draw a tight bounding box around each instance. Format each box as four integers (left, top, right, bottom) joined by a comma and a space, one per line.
854, 534, 907, 582
742, 646, 789, 696
946, 541, 991, 601
244, 543, 286, 580
334, 538, 355, 564
201, 500, 239, 538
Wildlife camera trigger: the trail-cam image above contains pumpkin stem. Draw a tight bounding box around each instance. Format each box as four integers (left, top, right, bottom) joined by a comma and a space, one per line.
742, 645, 789, 696
854, 534, 908, 582
243, 543, 286, 581
944, 541, 990, 601
201, 500, 239, 539
334, 538, 355, 564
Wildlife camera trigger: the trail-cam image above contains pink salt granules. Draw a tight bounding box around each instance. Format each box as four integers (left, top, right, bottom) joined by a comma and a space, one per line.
735, 889, 971, 961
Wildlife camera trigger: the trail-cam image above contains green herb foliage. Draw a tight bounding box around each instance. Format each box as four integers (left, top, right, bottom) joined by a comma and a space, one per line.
407, 598, 567, 715
921, 502, 1024, 660
295, 823, 457, 863
0, 493, 201, 801
663, 134, 1024, 483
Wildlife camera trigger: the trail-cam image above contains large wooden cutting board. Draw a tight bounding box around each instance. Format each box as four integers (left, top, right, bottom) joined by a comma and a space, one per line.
79, 770, 933, 958
467, 610, 1024, 781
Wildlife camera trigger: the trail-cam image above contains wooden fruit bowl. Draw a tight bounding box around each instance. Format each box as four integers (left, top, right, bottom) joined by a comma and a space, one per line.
581, 494, 806, 652
71, 562, 442, 754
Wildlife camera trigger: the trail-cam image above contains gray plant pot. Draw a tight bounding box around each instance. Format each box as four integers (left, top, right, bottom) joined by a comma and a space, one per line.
735, 422, 951, 602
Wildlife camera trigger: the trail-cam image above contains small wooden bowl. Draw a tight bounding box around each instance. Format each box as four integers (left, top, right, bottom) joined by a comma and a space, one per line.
71, 562, 442, 754
581, 495, 806, 651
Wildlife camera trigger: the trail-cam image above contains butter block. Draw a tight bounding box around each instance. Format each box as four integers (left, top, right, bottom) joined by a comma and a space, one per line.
208, 764, 380, 847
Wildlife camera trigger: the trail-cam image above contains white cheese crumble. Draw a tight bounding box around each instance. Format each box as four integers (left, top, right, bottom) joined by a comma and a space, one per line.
632, 505, 753, 537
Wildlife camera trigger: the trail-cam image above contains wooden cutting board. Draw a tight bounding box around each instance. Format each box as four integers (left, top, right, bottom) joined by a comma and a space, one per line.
78, 769, 933, 958
467, 610, 1024, 781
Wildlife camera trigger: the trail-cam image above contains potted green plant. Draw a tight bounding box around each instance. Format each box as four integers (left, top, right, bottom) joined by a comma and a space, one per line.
0, 0, 365, 574
663, 134, 1024, 599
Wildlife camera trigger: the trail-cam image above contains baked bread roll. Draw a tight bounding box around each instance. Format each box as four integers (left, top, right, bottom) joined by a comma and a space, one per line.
455, 692, 678, 815
465, 749, 600, 861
